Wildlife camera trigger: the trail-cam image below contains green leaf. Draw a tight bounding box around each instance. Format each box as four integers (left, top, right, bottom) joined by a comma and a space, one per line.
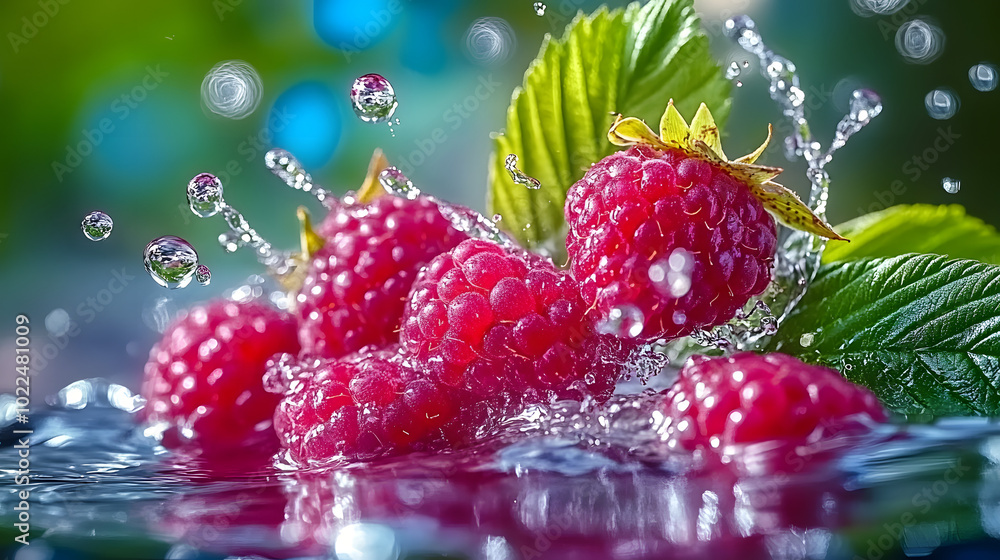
823, 204, 1000, 265
767, 254, 1000, 416
488, 0, 731, 249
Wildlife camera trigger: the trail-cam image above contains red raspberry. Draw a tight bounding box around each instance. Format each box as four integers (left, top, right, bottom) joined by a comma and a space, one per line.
400, 238, 631, 403
140, 299, 300, 455
295, 195, 466, 359
265, 346, 490, 464
658, 352, 886, 451
565, 145, 777, 340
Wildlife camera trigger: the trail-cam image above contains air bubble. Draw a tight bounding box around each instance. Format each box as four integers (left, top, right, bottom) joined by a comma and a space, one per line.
942, 177, 961, 194
187, 173, 224, 218
969, 63, 998, 92
504, 154, 541, 189
350, 74, 398, 124
143, 236, 200, 289
533, 2, 546, 16
81, 211, 113, 241
895, 19, 944, 64
465, 17, 515, 66
201, 60, 262, 120
925, 88, 959, 120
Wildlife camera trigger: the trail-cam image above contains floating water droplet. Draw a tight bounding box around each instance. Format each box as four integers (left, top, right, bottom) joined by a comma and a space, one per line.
493, 213, 502, 222
219, 231, 241, 253
195, 264, 212, 286
799, 332, 815, 347
465, 17, 515, 66
925, 88, 959, 120
895, 19, 944, 64
599, 305, 645, 339
942, 177, 961, 194
81, 211, 113, 241
969, 63, 998, 92
735, 80, 743, 88
504, 154, 541, 189
533, 2, 546, 16
201, 60, 262, 119
187, 173, 224, 218
350, 74, 398, 124
742, 60, 750, 68
378, 167, 420, 200
725, 61, 741, 80
45, 308, 71, 337
143, 236, 200, 289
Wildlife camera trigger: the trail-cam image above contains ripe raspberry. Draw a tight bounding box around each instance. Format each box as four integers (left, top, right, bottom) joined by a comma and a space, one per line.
658, 352, 886, 450
566, 144, 777, 339
566, 102, 844, 340
296, 195, 466, 358
265, 346, 491, 464
400, 238, 631, 403
140, 299, 300, 455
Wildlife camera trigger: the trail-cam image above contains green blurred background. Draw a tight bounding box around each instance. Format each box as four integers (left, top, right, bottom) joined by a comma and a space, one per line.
0, 0, 996, 396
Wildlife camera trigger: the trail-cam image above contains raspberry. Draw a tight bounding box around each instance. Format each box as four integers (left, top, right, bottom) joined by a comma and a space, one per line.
265, 346, 491, 464
658, 352, 886, 450
296, 195, 466, 358
565, 145, 777, 339
140, 299, 300, 455
400, 238, 630, 403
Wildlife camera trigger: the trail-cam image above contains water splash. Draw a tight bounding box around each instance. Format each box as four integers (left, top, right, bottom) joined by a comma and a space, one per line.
942, 177, 961, 194
201, 60, 262, 120
264, 148, 335, 207
533, 2, 546, 16
81, 211, 113, 241
143, 235, 201, 289
722, 15, 882, 350
184, 173, 294, 276
925, 88, 959, 120
970, 63, 998, 92
504, 154, 541, 189
218, 231, 241, 253
377, 167, 520, 250
350, 74, 398, 124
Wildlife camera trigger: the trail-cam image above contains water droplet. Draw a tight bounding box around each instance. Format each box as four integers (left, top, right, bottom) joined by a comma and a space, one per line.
219, 231, 241, 253
895, 19, 944, 64
504, 154, 541, 189
378, 167, 421, 200
969, 63, 998, 92
598, 305, 645, 338
465, 17, 516, 66
649, 248, 694, 298
533, 2, 546, 16
81, 211, 113, 241
492, 213, 502, 222
942, 177, 961, 194
187, 173, 224, 218
45, 308, 71, 337
742, 60, 750, 68
825, 89, 883, 160
799, 332, 815, 347
350, 74, 398, 124
143, 235, 200, 289
264, 148, 334, 205
201, 60, 262, 119
725, 61, 741, 80
195, 264, 212, 286
925, 88, 959, 120
735, 80, 743, 88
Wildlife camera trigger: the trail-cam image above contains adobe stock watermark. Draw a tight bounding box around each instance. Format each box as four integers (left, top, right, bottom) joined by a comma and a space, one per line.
7, 0, 71, 54
872, 0, 931, 40
336, 0, 408, 62
212, 0, 244, 21
856, 458, 972, 560
51, 65, 170, 182
31, 267, 135, 373
855, 125, 960, 216
394, 74, 502, 177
